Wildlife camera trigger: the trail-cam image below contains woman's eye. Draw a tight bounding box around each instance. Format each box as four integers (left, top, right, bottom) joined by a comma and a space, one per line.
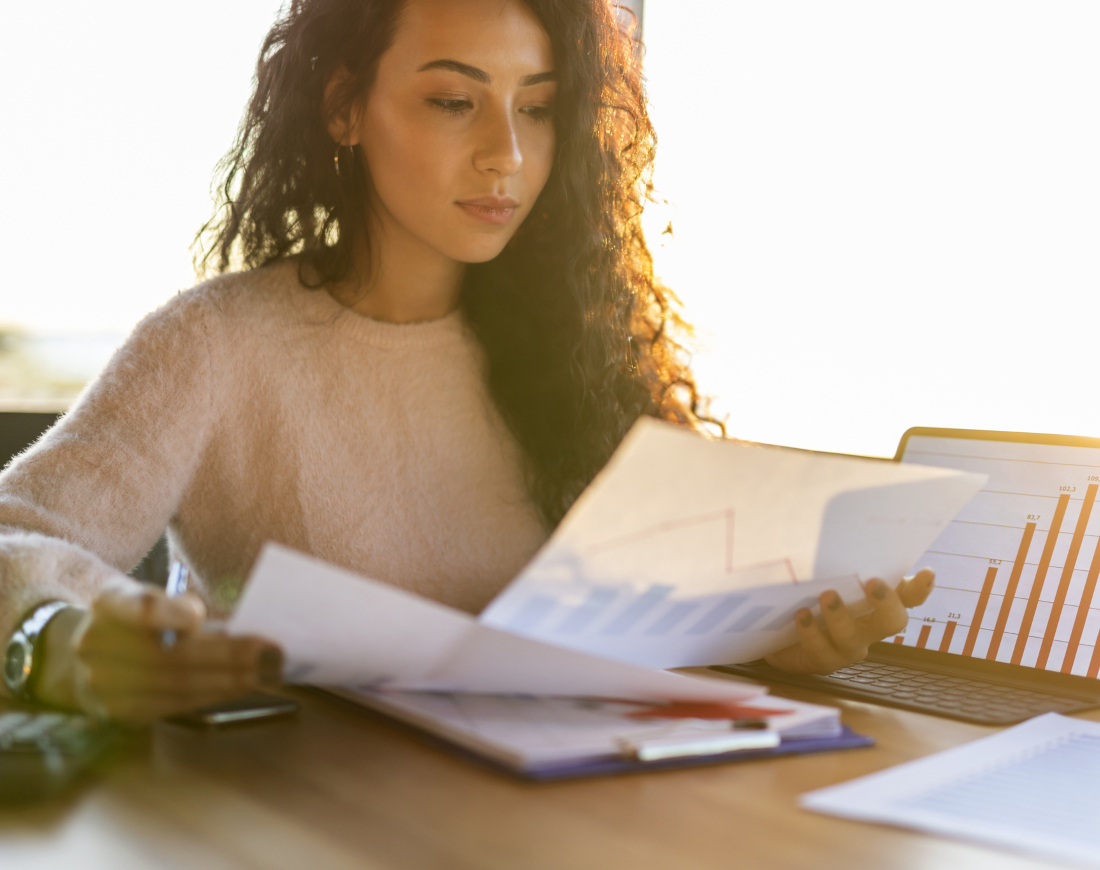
428, 98, 472, 116
521, 104, 553, 124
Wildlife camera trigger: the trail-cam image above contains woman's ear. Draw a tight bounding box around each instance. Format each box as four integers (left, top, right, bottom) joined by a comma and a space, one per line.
323, 64, 362, 146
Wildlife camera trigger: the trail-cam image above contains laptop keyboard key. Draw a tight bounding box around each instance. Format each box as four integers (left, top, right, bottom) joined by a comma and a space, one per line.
853, 683, 893, 694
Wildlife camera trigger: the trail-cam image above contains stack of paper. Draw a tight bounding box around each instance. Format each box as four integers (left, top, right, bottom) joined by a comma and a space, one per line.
334, 688, 844, 775
229, 418, 985, 702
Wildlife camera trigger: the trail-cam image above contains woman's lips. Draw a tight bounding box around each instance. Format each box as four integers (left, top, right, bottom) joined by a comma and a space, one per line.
457, 196, 519, 225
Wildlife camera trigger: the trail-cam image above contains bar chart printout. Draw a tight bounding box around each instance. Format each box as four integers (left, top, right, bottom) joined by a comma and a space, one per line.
898, 435, 1100, 677
481, 419, 986, 669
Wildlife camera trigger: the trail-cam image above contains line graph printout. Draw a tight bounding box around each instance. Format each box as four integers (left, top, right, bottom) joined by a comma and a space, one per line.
481, 420, 985, 668
898, 435, 1100, 676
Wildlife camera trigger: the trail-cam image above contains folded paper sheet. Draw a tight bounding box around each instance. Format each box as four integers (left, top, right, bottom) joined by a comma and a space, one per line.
229, 544, 763, 702
230, 419, 986, 691
479, 419, 986, 667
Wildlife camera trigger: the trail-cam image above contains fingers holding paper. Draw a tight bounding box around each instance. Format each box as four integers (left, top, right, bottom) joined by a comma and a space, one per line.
35, 584, 284, 725
896, 568, 936, 608
764, 569, 936, 675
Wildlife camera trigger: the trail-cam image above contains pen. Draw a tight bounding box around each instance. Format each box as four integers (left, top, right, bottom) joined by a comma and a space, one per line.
160, 560, 191, 651
621, 728, 780, 762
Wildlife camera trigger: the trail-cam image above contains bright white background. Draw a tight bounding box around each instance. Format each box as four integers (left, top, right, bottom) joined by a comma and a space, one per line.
2, 1, 1098, 456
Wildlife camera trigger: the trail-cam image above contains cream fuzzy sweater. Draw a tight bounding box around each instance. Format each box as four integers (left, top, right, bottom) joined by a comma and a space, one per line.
0, 260, 548, 644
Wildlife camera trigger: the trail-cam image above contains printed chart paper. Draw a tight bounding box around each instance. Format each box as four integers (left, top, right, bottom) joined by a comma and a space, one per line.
801, 713, 1100, 868
229, 544, 764, 702
480, 419, 986, 667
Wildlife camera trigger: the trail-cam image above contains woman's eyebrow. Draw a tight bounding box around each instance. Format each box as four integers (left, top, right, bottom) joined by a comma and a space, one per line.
417, 59, 555, 87
419, 59, 490, 83
520, 71, 555, 86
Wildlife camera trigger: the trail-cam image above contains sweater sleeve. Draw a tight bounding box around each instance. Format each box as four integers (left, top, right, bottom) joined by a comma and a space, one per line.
0, 288, 220, 642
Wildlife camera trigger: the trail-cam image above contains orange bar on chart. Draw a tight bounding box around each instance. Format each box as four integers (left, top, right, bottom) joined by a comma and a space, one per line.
1089, 627, 1100, 678
964, 567, 998, 657
987, 524, 1037, 660
893, 635, 905, 644
939, 620, 957, 653
916, 624, 932, 649
1012, 494, 1071, 665
1037, 484, 1098, 669
1063, 519, 1100, 673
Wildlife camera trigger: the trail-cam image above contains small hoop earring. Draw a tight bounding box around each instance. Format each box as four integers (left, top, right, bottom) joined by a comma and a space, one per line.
334, 144, 354, 179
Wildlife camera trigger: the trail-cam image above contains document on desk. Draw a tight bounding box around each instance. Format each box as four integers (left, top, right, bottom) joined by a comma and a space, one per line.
326, 687, 845, 777
480, 418, 985, 667
230, 544, 764, 702
801, 713, 1100, 868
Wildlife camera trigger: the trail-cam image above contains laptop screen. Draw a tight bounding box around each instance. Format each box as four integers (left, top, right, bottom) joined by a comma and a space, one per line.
896, 429, 1100, 678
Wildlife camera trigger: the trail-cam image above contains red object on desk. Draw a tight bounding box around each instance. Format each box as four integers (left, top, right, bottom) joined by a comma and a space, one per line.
625, 701, 789, 720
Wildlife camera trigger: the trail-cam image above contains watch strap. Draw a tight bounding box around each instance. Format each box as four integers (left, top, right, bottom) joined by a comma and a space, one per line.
3, 600, 73, 700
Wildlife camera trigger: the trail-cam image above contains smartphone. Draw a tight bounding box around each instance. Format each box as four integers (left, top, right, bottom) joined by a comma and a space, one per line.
166, 692, 299, 727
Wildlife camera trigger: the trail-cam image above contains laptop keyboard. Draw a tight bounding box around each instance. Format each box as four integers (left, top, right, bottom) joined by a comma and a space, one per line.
713, 659, 1095, 725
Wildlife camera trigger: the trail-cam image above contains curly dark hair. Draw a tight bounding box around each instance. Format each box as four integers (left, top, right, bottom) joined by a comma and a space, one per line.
196, 0, 722, 527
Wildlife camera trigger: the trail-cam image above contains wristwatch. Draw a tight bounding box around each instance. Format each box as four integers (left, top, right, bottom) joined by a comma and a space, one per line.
3, 601, 73, 700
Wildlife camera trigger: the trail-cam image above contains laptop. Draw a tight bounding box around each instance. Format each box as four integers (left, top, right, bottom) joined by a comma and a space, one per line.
713, 427, 1100, 724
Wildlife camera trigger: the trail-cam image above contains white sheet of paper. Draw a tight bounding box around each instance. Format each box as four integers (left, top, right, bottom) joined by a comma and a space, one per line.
229, 544, 764, 702
479, 418, 986, 667
801, 713, 1100, 868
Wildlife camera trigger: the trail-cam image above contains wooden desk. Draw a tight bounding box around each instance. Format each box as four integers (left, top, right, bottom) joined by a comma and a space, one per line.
2, 678, 1091, 870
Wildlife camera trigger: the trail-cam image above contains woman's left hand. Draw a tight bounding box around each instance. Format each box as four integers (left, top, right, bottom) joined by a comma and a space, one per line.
765, 569, 935, 674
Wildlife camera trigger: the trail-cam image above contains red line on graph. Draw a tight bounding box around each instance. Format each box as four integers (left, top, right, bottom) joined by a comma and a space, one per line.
916, 625, 932, 649
1037, 484, 1098, 669
589, 510, 800, 586
964, 567, 997, 657
719, 556, 798, 579
939, 621, 957, 652
587, 509, 735, 555
1063, 521, 1100, 674
893, 635, 905, 644
987, 523, 1036, 661
1012, 494, 1071, 665
725, 509, 734, 574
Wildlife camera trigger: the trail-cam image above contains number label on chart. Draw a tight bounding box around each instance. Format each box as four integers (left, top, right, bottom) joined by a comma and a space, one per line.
922, 616, 936, 623
1090, 475, 1100, 482
1061, 485, 1077, 493
1028, 514, 1041, 521
989, 558, 1002, 565
948, 612, 962, 619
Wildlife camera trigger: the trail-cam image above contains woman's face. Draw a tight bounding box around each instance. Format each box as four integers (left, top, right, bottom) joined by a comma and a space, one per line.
340, 0, 557, 265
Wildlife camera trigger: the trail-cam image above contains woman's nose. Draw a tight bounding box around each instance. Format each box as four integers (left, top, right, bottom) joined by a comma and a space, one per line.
473, 108, 523, 177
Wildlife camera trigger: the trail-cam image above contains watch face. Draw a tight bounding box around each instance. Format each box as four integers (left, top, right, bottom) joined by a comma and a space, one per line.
3, 635, 32, 691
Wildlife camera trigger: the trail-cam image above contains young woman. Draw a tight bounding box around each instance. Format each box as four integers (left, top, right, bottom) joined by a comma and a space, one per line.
0, 0, 933, 723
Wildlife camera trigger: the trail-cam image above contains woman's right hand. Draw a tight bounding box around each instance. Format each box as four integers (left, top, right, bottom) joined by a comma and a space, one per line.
34, 584, 282, 725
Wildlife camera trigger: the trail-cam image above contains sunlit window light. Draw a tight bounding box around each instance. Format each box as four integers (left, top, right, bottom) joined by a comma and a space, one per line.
1, 1, 1097, 457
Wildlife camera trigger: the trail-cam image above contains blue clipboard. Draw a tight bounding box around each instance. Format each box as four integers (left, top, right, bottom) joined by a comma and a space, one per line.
316, 688, 873, 782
